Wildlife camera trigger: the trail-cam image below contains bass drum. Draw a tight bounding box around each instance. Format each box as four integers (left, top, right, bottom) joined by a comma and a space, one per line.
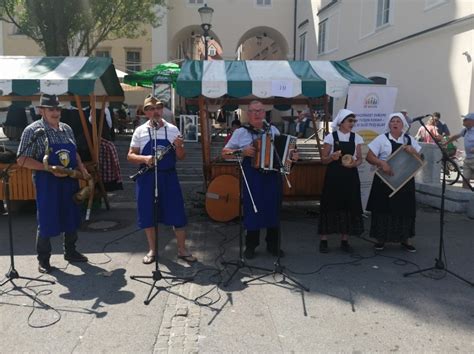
205, 175, 240, 222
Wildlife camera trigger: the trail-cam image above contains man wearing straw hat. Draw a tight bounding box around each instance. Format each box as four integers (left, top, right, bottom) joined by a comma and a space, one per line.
17, 94, 90, 274
127, 95, 196, 264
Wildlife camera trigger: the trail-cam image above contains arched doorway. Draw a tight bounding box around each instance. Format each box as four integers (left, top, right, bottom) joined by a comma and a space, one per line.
170, 25, 223, 61
236, 26, 289, 60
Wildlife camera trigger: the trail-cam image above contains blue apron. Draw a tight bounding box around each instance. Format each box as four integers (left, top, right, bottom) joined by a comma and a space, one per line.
34, 141, 81, 238
135, 127, 187, 228
242, 157, 282, 231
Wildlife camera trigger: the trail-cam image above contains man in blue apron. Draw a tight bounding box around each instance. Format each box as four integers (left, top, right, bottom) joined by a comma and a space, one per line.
17, 94, 90, 273
222, 100, 298, 259
127, 95, 196, 264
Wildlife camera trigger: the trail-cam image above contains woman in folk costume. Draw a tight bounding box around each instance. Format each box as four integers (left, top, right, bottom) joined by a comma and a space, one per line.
318, 109, 364, 253
366, 112, 422, 252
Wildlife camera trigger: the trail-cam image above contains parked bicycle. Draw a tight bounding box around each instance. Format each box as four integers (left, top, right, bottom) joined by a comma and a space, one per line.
440, 148, 464, 185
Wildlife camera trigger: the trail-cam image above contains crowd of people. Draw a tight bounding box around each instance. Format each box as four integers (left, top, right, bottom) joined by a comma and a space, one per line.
14, 92, 474, 272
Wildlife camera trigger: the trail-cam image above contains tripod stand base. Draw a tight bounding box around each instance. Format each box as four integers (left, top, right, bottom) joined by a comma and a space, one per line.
130, 270, 193, 305
222, 259, 274, 287
404, 258, 473, 286
1, 268, 55, 287
243, 262, 310, 292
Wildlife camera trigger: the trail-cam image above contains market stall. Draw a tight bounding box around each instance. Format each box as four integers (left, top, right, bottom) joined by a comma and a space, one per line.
176, 60, 373, 212
0, 56, 124, 214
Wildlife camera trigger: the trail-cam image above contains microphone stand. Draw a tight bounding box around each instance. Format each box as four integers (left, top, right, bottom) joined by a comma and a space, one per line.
222, 151, 273, 287
403, 118, 473, 286
1, 132, 55, 288
130, 123, 193, 305
243, 129, 309, 292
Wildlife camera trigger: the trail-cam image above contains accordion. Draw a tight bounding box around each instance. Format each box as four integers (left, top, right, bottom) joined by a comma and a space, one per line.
253, 133, 297, 174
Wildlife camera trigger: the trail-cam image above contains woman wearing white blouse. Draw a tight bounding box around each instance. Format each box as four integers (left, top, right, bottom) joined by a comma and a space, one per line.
366, 112, 422, 252
318, 109, 364, 253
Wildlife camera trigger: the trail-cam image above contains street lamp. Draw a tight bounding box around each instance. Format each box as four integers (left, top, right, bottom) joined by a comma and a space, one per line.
198, 3, 214, 60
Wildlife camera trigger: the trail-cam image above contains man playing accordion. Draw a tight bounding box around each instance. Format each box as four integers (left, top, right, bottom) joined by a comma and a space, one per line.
222, 100, 298, 259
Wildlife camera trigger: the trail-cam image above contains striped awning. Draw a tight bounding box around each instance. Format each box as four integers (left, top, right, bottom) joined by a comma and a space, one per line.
177, 60, 373, 99
0, 56, 124, 97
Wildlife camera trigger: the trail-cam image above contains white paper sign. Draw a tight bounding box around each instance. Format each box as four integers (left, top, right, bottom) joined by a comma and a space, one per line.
271, 80, 293, 97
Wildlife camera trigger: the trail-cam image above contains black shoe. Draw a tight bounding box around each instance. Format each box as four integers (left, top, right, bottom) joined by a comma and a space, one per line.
319, 240, 329, 253
401, 243, 416, 253
340, 240, 354, 253
64, 250, 88, 262
38, 260, 55, 274
374, 242, 385, 251
244, 247, 256, 259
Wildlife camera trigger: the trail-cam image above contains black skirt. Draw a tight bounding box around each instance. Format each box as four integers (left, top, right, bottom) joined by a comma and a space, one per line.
318, 161, 364, 236
366, 174, 416, 242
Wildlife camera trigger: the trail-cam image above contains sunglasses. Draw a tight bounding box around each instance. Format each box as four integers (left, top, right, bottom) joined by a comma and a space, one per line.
45, 107, 62, 112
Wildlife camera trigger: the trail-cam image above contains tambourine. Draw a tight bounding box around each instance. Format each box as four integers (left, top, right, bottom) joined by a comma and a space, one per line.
341, 154, 353, 167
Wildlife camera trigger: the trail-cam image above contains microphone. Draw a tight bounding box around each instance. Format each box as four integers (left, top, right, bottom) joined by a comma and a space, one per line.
412, 115, 430, 122
32, 128, 45, 141
224, 149, 243, 156
263, 120, 271, 131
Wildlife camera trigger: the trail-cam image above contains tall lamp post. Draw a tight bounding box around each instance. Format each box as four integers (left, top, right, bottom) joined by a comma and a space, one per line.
198, 4, 214, 60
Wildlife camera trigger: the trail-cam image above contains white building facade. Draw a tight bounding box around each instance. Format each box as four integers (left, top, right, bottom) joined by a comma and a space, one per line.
298, 0, 473, 134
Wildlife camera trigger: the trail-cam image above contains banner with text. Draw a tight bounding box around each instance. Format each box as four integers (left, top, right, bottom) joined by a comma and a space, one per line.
347, 85, 398, 209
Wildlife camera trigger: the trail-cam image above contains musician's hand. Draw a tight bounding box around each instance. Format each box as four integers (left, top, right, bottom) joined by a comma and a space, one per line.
290, 149, 299, 162
243, 145, 256, 157
174, 135, 185, 149
145, 155, 155, 167
379, 161, 394, 176
81, 169, 91, 180
51, 170, 68, 178
330, 150, 342, 161
403, 145, 417, 155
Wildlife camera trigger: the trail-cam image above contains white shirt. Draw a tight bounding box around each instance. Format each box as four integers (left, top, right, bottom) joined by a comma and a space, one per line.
130, 120, 180, 154
323, 130, 364, 155
225, 125, 280, 149
368, 133, 422, 161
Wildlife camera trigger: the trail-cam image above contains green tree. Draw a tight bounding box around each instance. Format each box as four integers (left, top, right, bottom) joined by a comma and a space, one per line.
0, 0, 167, 56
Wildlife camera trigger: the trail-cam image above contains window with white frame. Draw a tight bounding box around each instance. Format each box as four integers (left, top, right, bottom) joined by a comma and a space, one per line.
318, 20, 327, 54
299, 32, 307, 60
376, 0, 390, 28
256, 0, 272, 7
188, 0, 204, 5
126, 50, 141, 73
208, 44, 217, 57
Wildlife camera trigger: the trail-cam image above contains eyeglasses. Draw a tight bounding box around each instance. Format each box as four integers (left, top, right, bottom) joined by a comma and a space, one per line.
248, 109, 265, 114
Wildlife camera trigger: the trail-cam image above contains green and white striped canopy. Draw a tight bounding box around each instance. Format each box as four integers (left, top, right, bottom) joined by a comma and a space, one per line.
0, 56, 124, 97
177, 60, 372, 99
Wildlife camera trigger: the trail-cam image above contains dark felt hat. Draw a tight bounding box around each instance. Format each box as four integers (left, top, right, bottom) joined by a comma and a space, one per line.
37, 93, 63, 108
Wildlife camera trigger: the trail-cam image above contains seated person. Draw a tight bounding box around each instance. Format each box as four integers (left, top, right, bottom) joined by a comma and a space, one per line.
296, 109, 311, 138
